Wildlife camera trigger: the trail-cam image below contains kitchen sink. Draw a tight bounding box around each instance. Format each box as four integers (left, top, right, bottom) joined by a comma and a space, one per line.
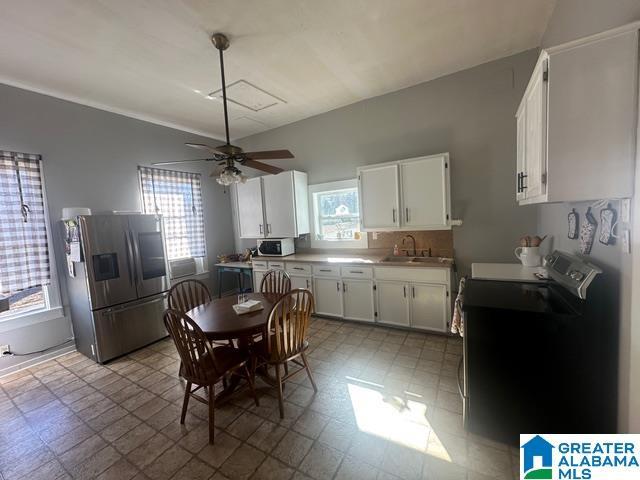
381, 256, 416, 263
381, 255, 454, 265
411, 256, 452, 264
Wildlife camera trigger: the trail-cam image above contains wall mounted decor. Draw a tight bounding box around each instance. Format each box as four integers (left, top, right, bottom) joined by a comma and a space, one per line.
579, 207, 597, 255
568, 208, 579, 239
599, 203, 617, 245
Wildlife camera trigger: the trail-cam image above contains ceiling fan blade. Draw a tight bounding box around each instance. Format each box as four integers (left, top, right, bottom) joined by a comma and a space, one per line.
152, 158, 213, 166
242, 159, 284, 174
244, 149, 294, 160
185, 143, 228, 154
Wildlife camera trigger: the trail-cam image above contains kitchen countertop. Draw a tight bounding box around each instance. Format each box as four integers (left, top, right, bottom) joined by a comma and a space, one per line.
471, 263, 546, 282
253, 253, 454, 269
215, 261, 253, 269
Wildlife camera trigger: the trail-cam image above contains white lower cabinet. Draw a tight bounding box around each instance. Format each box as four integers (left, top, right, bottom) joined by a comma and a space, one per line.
290, 275, 312, 292
342, 279, 375, 322
284, 261, 450, 333
409, 283, 449, 332
375, 281, 410, 327
253, 270, 266, 292
313, 277, 343, 317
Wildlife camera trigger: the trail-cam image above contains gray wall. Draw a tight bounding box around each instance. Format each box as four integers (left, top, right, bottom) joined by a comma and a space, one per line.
539, 0, 640, 432
0, 83, 235, 371
237, 49, 541, 274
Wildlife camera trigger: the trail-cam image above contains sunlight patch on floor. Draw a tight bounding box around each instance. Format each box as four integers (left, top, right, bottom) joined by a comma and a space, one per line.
346, 379, 452, 461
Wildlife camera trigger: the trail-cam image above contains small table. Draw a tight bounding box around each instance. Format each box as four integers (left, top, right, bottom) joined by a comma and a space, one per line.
215, 261, 253, 298
187, 292, 279, 342
187, 293, 280, 400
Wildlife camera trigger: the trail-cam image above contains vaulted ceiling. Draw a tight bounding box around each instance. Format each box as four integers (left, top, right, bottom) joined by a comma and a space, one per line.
0, 0, 556, 140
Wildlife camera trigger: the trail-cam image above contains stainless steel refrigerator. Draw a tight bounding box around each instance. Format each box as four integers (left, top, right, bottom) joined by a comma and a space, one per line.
67, 214, 170, 363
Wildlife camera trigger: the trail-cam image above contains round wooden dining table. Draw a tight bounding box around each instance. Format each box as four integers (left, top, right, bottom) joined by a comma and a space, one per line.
186, 292, 282, 401
186, 292, 280, 342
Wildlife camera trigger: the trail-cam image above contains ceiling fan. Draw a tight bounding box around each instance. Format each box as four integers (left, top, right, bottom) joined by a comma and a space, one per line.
153, 33, 294, 185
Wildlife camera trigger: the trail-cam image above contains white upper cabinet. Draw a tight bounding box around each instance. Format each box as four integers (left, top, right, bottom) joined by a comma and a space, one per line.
358, 164, 400, 229
236, 178, 265, 238
516, 55, 548, 203
262, 172, 297, 238
358, 153, 451, 231
517, 27, 638, 204
400, 155, 450, 229
236, 170, 309, 239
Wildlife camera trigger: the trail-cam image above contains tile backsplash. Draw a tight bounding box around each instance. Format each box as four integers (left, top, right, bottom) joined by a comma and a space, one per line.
295, 230, 454, 257
367, 230, 454, 257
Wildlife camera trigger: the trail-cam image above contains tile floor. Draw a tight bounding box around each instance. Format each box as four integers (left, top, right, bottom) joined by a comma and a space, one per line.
0, 318, 519, 480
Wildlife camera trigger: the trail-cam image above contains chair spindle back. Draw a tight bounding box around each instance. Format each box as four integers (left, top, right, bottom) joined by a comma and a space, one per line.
260, 269, 292, 296
266, 288, 314, 362
168, 279, 212, 314
163, 309, 220, 384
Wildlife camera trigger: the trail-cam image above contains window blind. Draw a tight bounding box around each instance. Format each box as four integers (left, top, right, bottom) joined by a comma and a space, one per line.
138, 166, 206, 260
0, 151, 51, 296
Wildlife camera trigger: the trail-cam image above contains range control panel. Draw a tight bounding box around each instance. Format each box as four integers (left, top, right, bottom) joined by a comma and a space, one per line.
545, 250, 602, 299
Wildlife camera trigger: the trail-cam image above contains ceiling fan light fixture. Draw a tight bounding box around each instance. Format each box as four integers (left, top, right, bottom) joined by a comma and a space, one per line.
215, 167, 247, 186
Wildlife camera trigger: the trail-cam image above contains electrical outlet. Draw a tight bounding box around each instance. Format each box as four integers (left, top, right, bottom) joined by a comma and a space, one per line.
621, 199, 631, 224
0, 345, 10, 356
623, 230, 631, 254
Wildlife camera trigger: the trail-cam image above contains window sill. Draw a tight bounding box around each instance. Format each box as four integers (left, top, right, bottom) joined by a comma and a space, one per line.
0, 306, 65, 333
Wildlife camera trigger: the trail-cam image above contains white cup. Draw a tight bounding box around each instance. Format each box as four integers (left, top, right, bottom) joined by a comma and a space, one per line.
515, 246, 542, 267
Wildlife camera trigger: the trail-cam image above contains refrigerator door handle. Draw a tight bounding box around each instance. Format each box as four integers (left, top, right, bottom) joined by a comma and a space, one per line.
128, 230, 140, 286
103, 294, 165, 314
124, 232, 135, 286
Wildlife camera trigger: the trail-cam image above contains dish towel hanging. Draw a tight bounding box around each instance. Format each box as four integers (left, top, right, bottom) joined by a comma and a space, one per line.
451, 277, 466, 337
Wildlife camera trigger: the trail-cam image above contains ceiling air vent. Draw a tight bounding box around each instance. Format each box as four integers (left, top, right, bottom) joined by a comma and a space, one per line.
209, 80, 286, 112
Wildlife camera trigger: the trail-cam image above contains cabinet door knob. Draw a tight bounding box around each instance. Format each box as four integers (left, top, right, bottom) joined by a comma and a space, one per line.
259, 224, 263, 234
405, 208, 409, 222
337, 281, 340, 291
403, 285, 407, 297
412, 286, 415, 298
392, 208, 396, 223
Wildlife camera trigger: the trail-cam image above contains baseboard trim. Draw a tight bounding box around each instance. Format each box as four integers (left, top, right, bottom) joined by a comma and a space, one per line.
0, 343, 76, 377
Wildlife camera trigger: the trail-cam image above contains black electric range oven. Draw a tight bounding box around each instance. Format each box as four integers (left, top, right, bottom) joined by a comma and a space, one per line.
460, 251, 618, 445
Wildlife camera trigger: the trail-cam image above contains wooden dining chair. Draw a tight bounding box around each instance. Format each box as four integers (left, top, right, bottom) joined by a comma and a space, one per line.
163, 309, 258, 444
168, 279, 231, 349
255, 288, 318, 418
260, 269, 292, 296
168, 279, 212, 313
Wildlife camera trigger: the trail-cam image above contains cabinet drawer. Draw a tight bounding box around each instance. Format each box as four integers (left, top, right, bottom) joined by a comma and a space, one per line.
286, 263, 312, 275
251, 260, 268, 269
340, 266, 373, 279
313, 265, 341, 277
374, 266, 449, 284
267, 261, 285, 270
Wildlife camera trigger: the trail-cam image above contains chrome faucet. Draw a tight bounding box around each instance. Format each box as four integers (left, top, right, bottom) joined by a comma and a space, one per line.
402, 235, 417, 256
